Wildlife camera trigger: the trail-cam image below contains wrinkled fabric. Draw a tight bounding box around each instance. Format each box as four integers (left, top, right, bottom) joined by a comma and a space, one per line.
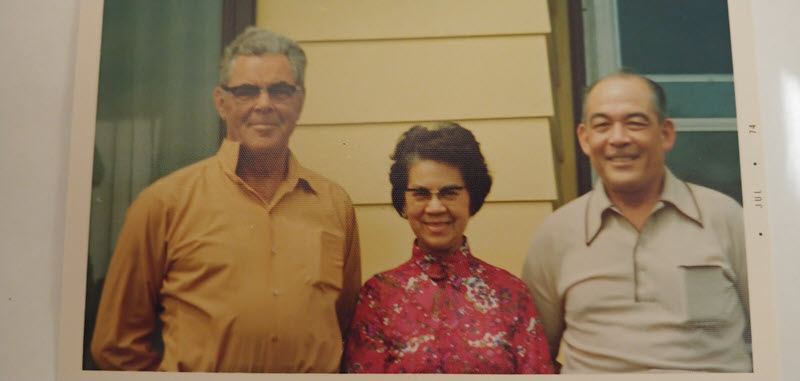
343, 240, 553, 374
91, 139, 361, 372
522, 169, 751, 373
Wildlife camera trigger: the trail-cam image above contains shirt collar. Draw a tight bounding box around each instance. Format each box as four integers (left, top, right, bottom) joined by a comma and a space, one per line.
216, 139, 318, 194
584, 168, 702, 244
412, 238, 472, 281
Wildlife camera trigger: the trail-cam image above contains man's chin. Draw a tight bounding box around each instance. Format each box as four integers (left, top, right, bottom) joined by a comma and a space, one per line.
601, 174, 643, 193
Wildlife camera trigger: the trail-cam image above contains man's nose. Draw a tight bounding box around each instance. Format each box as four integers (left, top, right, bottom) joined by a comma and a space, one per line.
252, 89, 274, 110
608, 122, 630, 145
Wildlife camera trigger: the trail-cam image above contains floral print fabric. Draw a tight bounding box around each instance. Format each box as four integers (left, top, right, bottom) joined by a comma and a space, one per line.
342, 240, 554, 374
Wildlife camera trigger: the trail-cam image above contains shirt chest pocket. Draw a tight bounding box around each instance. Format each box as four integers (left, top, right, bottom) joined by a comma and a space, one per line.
272, 222, 346, 297
312, 230, 345, 291
679, 264, 738, 325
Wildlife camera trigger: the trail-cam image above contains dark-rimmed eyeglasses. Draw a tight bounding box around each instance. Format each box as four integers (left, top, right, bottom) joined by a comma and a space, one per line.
221, 82, 302, 103
405, 186, 466, 204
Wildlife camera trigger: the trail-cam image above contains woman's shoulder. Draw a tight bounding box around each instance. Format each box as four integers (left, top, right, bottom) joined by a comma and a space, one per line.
469, 255, 529, 292
362, 259, 421, 289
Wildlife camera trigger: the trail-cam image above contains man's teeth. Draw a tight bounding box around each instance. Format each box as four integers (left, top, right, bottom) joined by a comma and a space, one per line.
609, 156, 635, 162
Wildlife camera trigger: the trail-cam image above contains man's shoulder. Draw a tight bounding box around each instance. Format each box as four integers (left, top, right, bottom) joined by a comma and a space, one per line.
297, 164, 354, 204
685, 182, 742, 211
524, 192, 592, 265
135, 156, 218, 205
664, 180, 745, 251
300, 166, 345, 190
682, 182, 743, 227
538, 191, 593, 233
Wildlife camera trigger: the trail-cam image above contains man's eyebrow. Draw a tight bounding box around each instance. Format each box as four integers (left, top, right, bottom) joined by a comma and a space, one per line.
587, 112, 653, 123
587, 113, 610, 122
269, 81, 295, 87
228, 81, 295, 87
625, 112, 652, 121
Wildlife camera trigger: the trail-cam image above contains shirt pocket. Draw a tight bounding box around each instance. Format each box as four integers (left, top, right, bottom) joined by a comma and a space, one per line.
313, 229, 345, 292
679, 264, 737, 325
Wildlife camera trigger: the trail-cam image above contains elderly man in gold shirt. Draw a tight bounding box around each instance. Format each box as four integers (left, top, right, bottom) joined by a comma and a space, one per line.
91, 27, 361, 372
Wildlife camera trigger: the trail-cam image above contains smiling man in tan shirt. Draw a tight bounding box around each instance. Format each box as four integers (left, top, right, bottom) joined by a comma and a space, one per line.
90, 27, 361, 372
522, 71, 750, 373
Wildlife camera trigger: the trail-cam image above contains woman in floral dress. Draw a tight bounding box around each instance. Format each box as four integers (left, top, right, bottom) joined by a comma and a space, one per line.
342, 122, 554, 374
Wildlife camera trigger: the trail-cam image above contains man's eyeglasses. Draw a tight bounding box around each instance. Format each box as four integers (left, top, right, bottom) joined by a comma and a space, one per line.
221, 82, 302, 103
405, 186, 466, 204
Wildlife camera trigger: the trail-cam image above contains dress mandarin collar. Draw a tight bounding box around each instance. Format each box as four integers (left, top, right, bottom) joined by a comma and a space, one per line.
412, 238, 472, 281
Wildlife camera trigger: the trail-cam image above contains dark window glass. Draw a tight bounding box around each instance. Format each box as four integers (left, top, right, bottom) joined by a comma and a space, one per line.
618, 0, 733, 74
666, 131, 742, 204
660, 82, 737, 118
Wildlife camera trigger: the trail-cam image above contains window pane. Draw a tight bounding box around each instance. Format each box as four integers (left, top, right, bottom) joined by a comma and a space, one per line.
660, 82, 737, 118
96, 0, 223, 180
618, 0, 733, 74
666, 131, 741, 204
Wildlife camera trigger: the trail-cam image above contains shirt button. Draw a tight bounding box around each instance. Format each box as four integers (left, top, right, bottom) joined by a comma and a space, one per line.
271, 335, 279, 343
273, 289, 281, 296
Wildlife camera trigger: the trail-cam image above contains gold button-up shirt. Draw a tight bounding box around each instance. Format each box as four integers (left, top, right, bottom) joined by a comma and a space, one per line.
91, 139, 361, 372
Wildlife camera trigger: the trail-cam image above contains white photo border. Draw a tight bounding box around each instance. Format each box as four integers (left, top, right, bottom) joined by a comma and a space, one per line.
56, 0, 780, 380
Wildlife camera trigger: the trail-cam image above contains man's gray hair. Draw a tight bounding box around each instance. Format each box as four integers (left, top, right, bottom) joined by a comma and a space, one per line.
218, 26, 307, 86
581, 69, 668, 123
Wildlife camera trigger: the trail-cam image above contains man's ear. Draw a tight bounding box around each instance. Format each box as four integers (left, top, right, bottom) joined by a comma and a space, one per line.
661, 118, 676, 152
296, 86, 306, 115
213, 87, 226, 120
577, 123, 591, 156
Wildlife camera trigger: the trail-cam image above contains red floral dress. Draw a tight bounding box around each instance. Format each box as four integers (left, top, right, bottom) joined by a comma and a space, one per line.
342, 240, 554, 374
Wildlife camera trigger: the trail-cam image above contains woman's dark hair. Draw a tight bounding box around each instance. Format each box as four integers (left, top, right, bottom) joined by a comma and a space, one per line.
389, 122, 492, 217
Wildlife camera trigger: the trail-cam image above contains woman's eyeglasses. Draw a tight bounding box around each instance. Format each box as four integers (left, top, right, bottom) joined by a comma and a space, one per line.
405, 186, 466, 205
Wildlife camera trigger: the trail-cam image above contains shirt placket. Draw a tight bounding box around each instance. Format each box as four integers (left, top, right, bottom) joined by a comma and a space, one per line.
632, 232, 653, 302
633, 208, 663, 303
255, 178, 297, 299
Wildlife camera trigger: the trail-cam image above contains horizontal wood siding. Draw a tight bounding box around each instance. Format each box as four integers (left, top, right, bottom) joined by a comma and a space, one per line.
299, 36, 554, 124
290, 118, 557, 204
257, 0, 550, 41
258, 0, 558, 281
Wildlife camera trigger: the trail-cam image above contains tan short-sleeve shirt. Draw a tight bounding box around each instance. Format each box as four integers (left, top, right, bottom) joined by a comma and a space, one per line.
522, 169, 750, 373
